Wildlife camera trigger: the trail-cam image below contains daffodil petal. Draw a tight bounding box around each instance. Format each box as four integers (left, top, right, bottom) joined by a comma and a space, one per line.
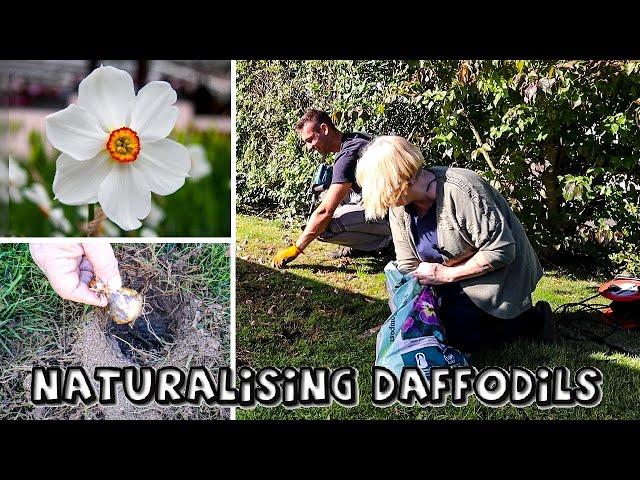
135, 139, 190, 195
9, 158, 27, 187
140, 227, 158, 237
50, 208, 72, 234
9, 188, 22, 203
45, 105, 108, 160
145, 201, 165, 228
23, 183, 52, 209
78, 66, 135, 132
98, 163, 151, 231
52, 151, 112, 205
130, 81, 178, 142
187, 144, 212, 180
0, 159, 8, 204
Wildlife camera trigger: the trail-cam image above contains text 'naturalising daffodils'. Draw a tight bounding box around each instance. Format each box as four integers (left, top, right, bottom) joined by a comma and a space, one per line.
30, 366, 603, 409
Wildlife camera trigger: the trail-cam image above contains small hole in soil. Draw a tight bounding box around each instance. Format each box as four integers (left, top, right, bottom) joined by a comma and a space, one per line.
105, 271, 181, 361
107, 309, 176, 360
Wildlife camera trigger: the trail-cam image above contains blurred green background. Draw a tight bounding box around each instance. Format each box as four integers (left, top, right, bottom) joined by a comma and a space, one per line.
6, 128, 230, 237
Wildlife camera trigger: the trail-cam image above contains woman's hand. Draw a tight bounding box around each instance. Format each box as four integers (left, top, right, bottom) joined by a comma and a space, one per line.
413, 262, 453, 285
30, 243, 122, 306
413, 253, 496, 286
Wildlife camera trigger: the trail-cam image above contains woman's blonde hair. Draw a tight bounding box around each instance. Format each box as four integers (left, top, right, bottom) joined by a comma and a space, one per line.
356, 136, 424, 220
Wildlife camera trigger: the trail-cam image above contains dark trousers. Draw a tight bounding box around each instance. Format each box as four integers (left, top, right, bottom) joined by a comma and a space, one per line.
435, 283, 542, 352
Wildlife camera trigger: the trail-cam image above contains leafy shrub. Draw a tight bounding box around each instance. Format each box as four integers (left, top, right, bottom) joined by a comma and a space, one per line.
237, 60, 640, 273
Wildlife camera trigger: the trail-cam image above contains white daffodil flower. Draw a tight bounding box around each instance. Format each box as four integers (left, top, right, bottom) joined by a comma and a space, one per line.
1, 157, 28, 204
49, 209, 73, 234
187, 144, 212, 181
23, 183, 50, 208
45, 66, 190, 231
23, 183, 72, 234
101, 219, 121, 237
144, 200, 165, 228
0, 162, 5, 204
140, 227, 158, 237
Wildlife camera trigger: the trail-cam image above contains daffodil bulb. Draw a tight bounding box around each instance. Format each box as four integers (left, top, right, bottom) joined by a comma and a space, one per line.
45, 66, 190, 231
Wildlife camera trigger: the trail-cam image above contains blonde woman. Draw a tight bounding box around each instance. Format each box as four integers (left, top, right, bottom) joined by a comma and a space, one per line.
356, 136, 553, 352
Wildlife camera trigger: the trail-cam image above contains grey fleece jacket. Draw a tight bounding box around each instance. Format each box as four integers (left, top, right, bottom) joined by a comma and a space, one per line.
390, 166, 543, 319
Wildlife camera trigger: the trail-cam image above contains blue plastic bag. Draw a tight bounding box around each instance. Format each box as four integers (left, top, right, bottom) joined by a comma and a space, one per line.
376, 262, 469, 380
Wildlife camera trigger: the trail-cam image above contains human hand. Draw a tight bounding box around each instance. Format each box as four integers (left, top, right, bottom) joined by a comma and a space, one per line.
30, 243, 122, 306
413, 262, 453, 285
272, 244, 302, 269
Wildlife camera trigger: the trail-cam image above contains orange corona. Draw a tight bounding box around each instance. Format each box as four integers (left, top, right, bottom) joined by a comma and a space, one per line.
106, 127, 140, 163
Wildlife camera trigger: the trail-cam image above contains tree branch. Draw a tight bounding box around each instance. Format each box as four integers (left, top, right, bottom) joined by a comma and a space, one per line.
460, 112, 497, 173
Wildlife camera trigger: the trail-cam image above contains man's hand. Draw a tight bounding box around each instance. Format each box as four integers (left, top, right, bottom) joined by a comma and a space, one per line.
272, 244, 302, 269
30, 243, 122, 306
413, 262, 453, 286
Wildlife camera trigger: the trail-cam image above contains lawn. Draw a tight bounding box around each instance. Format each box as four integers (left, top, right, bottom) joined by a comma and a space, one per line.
236, 214, 640, 420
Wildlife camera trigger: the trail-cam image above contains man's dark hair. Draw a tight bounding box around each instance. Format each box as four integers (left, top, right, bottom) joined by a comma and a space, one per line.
295, 109, 336, 131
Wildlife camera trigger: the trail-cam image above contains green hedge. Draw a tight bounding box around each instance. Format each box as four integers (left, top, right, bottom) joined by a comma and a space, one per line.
237, 60, 640, 273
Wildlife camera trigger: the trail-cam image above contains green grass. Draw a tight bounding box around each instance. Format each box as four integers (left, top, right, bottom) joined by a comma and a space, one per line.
0, 245, 66, 358
236, 214, 640, 420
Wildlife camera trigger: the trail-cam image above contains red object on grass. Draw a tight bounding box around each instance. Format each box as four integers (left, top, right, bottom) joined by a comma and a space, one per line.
598, 276, 640, 329
599, 276, 640, 302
